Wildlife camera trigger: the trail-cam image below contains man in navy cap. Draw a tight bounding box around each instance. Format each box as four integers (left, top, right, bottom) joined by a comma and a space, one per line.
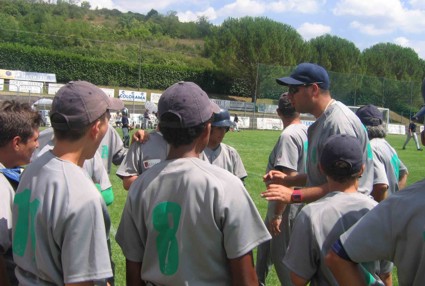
262, 63, 374, 209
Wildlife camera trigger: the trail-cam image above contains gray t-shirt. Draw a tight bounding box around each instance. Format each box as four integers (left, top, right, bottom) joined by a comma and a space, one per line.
35, 137, 112, 192
306, 101, 374, 195
200, 143, 247, 179
0, 163, 16, 284
266, 123, 308, 174
371, 138, 407, 196
340, 179, 425, 286
0, 163, 14, 254
116, 131, 169, 178
12, 151, 112, 285
116, 157, 271, 285
99, 125, 127, 174
284, 191, 390, 285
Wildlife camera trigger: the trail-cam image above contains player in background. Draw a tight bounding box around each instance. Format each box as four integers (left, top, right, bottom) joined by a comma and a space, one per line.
256, 93, 308, 285
116, 126, 169, 190
116, 81, 271, 286
356, 104, 408, 202
402, 119, 423, 151
0, 101, 41, 286
12, 81, 122, 285
262, 63, 373, 205
121, 108, 130, 148
284, 134, 392, 286
200, 108, 247, 181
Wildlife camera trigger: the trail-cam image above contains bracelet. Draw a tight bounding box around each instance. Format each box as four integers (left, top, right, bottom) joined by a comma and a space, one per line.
271, 214, 282, 220
291, 190, 303, 203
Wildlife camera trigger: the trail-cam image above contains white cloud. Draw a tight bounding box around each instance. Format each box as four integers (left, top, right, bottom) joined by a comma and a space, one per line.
268, 0, 326, 13
350, 21, 393, 36
333, 0, 425, 35
217, 0, 266, 18
409, 0, 425, 9
178, 7, 217, 22
297, 22, 331, 40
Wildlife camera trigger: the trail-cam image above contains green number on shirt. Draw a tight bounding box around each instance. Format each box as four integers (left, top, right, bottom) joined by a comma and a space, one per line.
152, 202, 181, 275
13, 188, 40, 257
101, 145, 109, 159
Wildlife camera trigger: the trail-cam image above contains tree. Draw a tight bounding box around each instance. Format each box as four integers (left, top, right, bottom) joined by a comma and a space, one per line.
308, 34, 362, 73
205, 16, 308, 101
308, 34, 363, 105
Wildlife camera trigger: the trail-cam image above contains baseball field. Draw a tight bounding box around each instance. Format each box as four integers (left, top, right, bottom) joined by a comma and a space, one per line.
108, 129, 423, 285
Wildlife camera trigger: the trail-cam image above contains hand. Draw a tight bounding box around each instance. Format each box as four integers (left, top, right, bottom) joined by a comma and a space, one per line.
268, 216, 282, 236
131, 129, 150, 144
261, 184, 293, 204
263, 170, 287, 186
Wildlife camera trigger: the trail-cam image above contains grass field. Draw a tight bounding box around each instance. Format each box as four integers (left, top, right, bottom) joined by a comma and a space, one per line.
108, 129, 423, 285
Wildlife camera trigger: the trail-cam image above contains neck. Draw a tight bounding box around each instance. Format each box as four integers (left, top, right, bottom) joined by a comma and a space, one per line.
51, 140, 90, 167
326, 178, 358, 194
312, 95, 334, 118
282, 116, 301, 128
0, 151, 18, 168
167, 143, 200, 160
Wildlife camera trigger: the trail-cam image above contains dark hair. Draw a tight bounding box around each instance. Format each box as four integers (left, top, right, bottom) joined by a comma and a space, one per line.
159, 112, 209, 147
278, 93, 297, 118
0, 100, 41, 147
366, 125, 386, 139
322, 168, 361, 184
53, 112, 108, 141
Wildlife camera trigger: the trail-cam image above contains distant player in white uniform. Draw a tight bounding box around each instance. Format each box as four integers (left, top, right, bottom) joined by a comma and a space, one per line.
33, 127, 115, 205
116, 129, 169, 190
200, 108, 247, 181
116, 81, 271, 285
0, 101, 41, 286
356, 104, 408, 202
262, 63, 373, 205
284, 134, 392, 285
12, 81, 123, 285
256, 93, 307, 285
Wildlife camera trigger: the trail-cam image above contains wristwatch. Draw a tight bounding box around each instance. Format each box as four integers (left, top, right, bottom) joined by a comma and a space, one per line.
291, 190, 303, 203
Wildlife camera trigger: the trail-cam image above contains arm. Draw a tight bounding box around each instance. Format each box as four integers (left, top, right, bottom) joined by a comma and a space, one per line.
261, 183, 329, 204
126, 259, 145, 286
263, 170, 307, 188
325, 250, 367, 286
290, 271, 308, 286
229, 251, 258, 286
371, 183, 388, 202
131, 130, 149, 145
398, 170, 408, 190
378, 272, 393, 286
268, 168, 297, 235
122, 176, 138, 191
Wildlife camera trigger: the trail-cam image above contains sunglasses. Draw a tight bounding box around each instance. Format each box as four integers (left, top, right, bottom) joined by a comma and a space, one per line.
213, 126, 230, 133
288, 82, 323, 94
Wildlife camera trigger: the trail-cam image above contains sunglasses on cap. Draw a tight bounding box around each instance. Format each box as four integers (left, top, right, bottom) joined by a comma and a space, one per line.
288, 82, 323, 94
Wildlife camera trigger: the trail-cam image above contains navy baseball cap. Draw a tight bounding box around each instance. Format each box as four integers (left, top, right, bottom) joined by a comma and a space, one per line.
158, 81, 220, 128
50, 81, 124, 130
320, 134, 363, 177
212, 109, 232, 127
356, 104, 383, 126
276, 63, 330, 90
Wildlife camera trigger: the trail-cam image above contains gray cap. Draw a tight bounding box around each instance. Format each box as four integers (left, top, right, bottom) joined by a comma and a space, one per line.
158, 81, 220, 128
50, 81, 124, 130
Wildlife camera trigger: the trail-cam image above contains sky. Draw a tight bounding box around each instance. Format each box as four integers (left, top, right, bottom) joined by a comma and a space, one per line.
83, 0, 425, 60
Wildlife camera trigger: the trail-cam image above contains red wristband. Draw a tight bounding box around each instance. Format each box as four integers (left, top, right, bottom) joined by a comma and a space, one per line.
291, 189, 303, 203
